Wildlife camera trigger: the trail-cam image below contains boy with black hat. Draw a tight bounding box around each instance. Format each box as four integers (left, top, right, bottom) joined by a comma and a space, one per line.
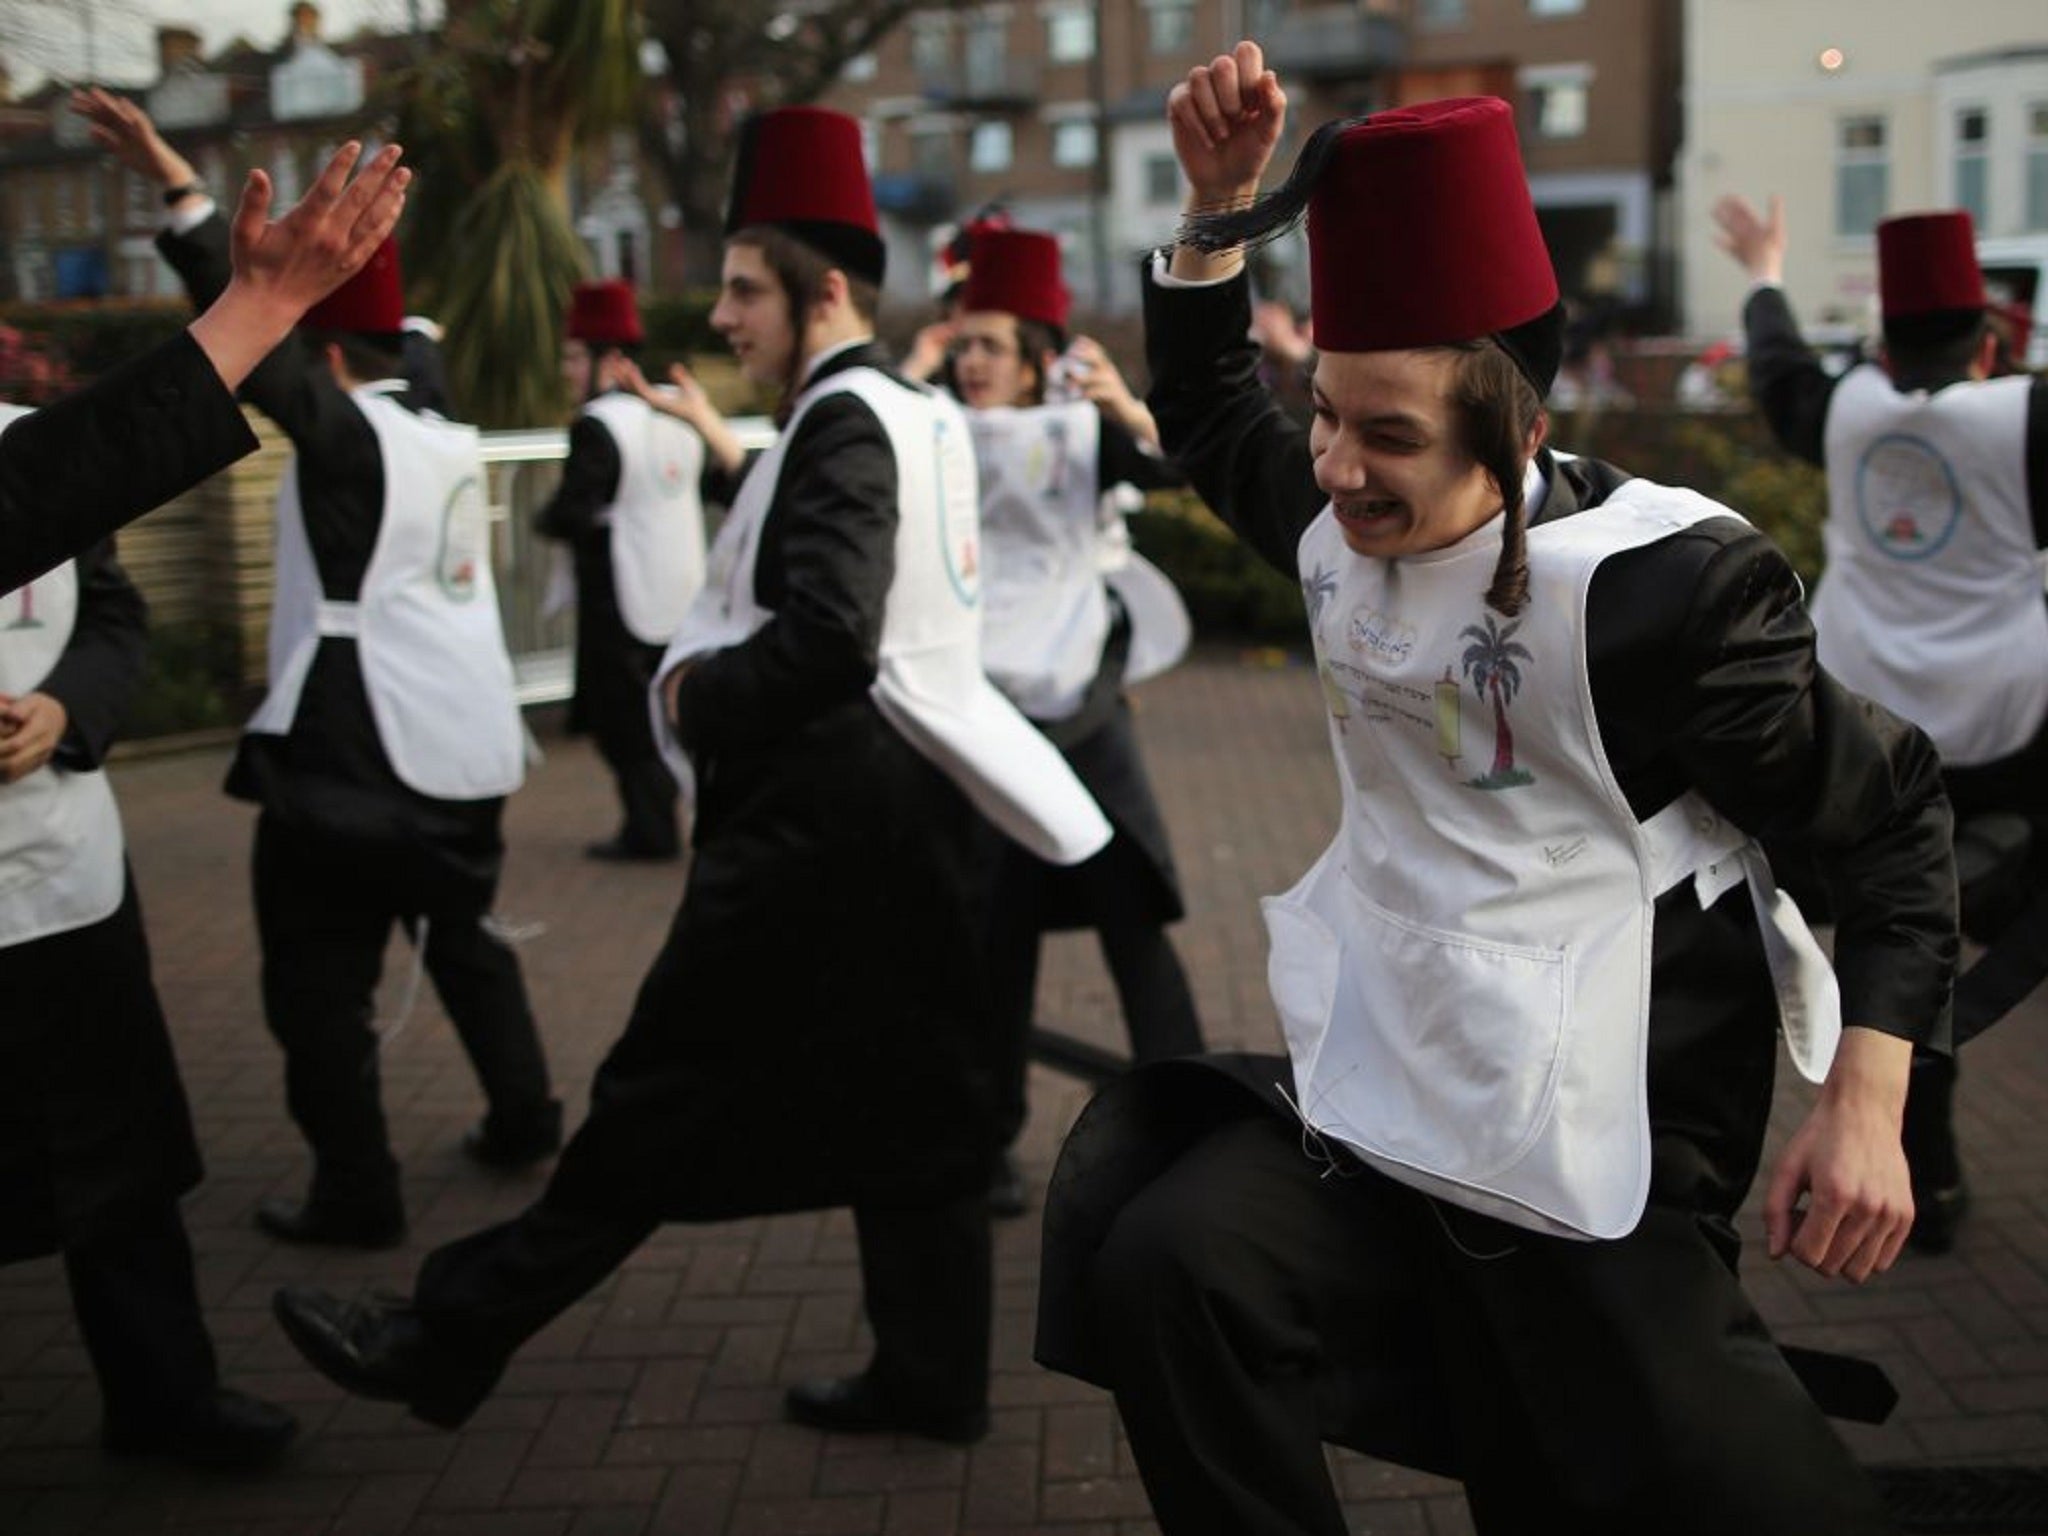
1717, 196, 2048, 1253
537, 279, 734, 861
269, 105, 1109, 1446
1034, 43, 1954, 1534
75, 90, 563, 1250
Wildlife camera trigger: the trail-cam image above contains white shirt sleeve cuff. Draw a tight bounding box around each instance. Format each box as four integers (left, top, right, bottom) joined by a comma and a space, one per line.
1149, 249, 1239, 291
165, 196, 217, 236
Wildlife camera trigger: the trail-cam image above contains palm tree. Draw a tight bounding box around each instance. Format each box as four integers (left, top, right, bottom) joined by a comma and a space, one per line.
397, 0, 643, 427
1459, 615, 1534, 786
1301, 562, 1339, 626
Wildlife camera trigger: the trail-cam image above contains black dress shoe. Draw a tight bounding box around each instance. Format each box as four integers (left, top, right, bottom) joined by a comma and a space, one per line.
256, 1195, 407, 1250
104, 1387, 299, 1471
988, 1152, 1029, 1220
584, 837, 679, 863
784, 1372, 989, 1444
273, 1287, 501, 1429
463, 1100, 564, 1169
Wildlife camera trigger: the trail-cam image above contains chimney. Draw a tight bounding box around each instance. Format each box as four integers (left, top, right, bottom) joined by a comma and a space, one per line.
157, 26, 203, 77
290, 3, 321, 45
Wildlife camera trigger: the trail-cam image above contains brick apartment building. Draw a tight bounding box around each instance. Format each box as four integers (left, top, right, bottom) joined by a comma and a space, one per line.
0, 2, 675, 307
820, 0, 1682, 321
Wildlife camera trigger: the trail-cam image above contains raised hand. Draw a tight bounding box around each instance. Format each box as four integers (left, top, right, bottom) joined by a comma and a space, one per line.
1168, 40, 1288, 209
620, 360, 746, 476
186, 142, 410, 392
70, 87, 197, 189
229, 142, 409, 317
1064, 336, 1158, 446
1712, 193, 1786, 285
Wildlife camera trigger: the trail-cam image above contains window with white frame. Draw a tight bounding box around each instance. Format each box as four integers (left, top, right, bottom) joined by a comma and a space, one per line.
1052, 117, 1098, 168
1145, 152, 1180, 205
911, 15, 951, 77
1046, 5, 1094, 63
1836, 115, 1888, 237
912, 126, 955, 182
2029, 102, 2048, 231
1953, 106, 1989, 226
1522, 64, 1590, 139
1530, 0, 1585, 14
970, 120, 1014, 172
1145, 0, 1195, 55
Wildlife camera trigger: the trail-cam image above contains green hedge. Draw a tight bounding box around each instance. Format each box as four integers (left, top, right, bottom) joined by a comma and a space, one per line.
123, 621, 238, 741
1130, 490, 1306, 643
0, 302, 189, 392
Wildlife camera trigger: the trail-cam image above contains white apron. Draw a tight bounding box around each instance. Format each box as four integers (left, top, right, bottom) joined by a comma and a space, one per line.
1269, 481, 1841, 1241
246, 383, 525, 800
654, 367, 1111, 865
972, 403, 1190, 718
581, 391, 709, 645
1816, 365, 2042, 766
0, 550, 126, 948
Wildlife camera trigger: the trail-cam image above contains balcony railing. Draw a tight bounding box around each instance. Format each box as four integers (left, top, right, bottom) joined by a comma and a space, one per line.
1265, 7, 1406, 82
917, 55, 1042, 109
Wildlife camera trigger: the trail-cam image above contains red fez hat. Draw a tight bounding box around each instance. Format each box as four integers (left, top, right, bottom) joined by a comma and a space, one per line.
567, 280, 643, 346
934, 206, 1013, 295
726, 106, 885, 286
962, 228, 1070, 330
302, 236, 403, 334
1877, 211, 1985, 321
1307, 99, 1558, 357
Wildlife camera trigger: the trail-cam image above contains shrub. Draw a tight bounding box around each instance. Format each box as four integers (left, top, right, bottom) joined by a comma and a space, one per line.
1130, 490, 1306, 643
0, 303, 188, 390
123, 621, 238, 740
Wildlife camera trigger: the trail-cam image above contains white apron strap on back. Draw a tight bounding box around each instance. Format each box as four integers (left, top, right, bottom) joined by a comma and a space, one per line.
1640, 791, 1842, 1082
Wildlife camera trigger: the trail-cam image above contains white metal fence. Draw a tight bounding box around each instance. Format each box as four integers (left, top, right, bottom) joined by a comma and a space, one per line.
479, 416, 777, 705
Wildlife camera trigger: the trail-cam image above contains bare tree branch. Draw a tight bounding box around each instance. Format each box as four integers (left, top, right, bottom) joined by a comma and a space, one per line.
642, 0, 946, 283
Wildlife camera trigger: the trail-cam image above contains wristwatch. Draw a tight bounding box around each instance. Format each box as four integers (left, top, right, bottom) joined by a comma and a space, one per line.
161, 180, 204, 206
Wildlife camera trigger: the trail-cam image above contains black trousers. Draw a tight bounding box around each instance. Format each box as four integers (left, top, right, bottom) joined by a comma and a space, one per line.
987, 897, 1202, 1148
1085, 1115, 1898, 1536
64, 1198, 218, 1426
253, 815, 554, 1214
413, 1176, 991, 1416
585, 630, 679, 856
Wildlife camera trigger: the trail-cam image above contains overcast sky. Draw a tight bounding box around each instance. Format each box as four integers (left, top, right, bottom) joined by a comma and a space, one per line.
5, 1, 445, 91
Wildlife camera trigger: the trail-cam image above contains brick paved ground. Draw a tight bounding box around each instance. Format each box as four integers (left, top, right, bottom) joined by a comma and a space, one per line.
5, 650, 2048, 1534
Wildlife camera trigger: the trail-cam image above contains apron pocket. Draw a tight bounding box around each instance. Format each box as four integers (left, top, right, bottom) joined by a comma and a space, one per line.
1274, 865, 1572, 1186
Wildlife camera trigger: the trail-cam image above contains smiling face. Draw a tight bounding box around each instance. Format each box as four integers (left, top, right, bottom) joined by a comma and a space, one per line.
710, 241, 799, 387
1309, 348, 1535, 559
950, 311, 1044, 409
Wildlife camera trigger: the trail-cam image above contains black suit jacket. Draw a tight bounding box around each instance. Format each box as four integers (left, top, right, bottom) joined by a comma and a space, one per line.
0, 333, 256, 593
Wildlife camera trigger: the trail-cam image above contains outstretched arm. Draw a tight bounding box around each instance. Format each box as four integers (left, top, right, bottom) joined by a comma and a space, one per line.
1712, 194, 1837, 466
75, 86, 410, 395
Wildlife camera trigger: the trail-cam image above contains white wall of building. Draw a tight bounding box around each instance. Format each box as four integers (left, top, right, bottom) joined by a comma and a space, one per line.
1679, 0, 2047, 337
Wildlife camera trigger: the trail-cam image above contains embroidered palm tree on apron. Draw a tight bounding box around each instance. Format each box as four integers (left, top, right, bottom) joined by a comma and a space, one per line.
1459, 614, 1534, 790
